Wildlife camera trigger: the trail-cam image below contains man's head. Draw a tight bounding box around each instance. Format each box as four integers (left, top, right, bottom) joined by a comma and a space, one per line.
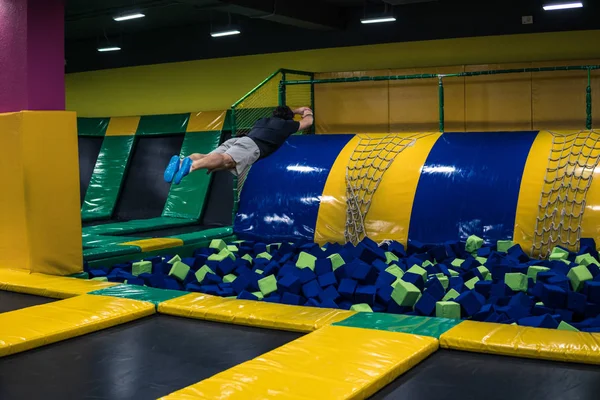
272, 106, 295, 121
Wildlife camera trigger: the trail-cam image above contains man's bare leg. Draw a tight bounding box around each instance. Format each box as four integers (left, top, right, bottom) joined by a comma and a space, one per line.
190, 153, 235, 174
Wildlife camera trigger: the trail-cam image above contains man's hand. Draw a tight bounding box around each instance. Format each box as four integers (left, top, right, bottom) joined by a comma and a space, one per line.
293, 106, 312, 115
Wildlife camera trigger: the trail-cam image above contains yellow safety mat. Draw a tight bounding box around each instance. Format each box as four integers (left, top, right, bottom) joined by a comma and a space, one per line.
440, 321, 600, 365
120, 238, 184, 252
159, 293, 356, 332
161, 325, 438, 400
0, 268, 117, 299
0, 294, 155, 357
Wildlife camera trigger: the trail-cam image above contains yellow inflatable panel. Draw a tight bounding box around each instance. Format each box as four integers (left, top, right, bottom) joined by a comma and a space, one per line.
161, 325, 438, 400
315, 132, 441, 245
105, 116, 140, 136
0, 269, 117, 299
121, 238, 184, 252
440, 321, 600, 365
0, 294, 155, 357
159, 293, 355, 332
187, 110, 227, 132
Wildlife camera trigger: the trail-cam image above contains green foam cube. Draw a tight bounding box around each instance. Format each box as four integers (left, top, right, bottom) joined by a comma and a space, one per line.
350, 303, 373, 313
167, 255, 181, 264
575, 253, 600, 267
465, 235, 484, 252
169, 261, 191, 281
242, 254, 254, 265
251, 291, 264, 300
451, 258, 465, 268
505, 273, 528, 292
258, 274, 278, 296
442, 288, 460, 301
223, 274, 237, 283
385, 251, 399, 264
391, 280, 421, 306
567, 265, 593, 292
558, 321, 579, 332
91, 277, 108, 282
296, 252, 317, 270
476, 266, 490, 280
227, 245, 239, 253
327, 253, 346, 270
527, 266, 550, 282
209, 239, 227, 251
465, 276, 480, 290
406, 265, 427, 282
256, 252, 272, 261
496, 240, 514, 253
422, 260, 434, 268
208, 248, 235, 262
549, 246, 569, 261
536, 301, 544, 306
132, 261, 152, 277
475, 257, 488, 265
385, 265, 404, 280
195, 265, 215, 283
71, 272, 89, 279
437, 275, 449, 290
436, 301, 461, 319
255, 269, 264, 275
267, 243, 281, 252
449, 269, 459, 277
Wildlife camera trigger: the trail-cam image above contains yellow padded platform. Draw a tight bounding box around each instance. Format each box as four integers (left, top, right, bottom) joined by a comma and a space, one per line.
0, 294, 154, 357
120, 238, 184, 252
440, 321, 600, 365
159, 293, 355, 332
161, 325, 438, 400
0, 268, 116, 299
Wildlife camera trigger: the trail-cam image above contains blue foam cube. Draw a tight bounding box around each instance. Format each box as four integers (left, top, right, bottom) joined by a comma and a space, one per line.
372, 259, 389, 272
424, 278, 445, 301
508, 292, 533, 309
350, 261, 378, 284
518, 314, 559, 329
388, 241, 406, 257
216, 258, 236, 276
376, 285, 394, 305
204, 273, 222, 285
414, 292, 436, 316
455, 290, 484, 317
263, 294, 282, 303
296, 267, 316, 284
200, 285, 220, 295
140, 273, 165, 289
477, 247, 492, 257
163, 278, 182, 290
428, 245, 447, 263
302, 280, 322, 299
89, 269, 107, 278
277, 264, 296, 278
320, 299, 339, 309
281, 292, 303, 305
315, 258, 333, 276
375, 271, 397, 289
354, 243, 381, 264
407, 239, 426, 254
584, 281, 600, 303
338, 279, 357, 300
305, 298, 320, 307
449, 276, 464, 291
491, 283, 512, 297
218, 287, 236, 297
584, 302, 600, 318
253, 243, 267, 255
238, 290, 259, 301
278, 274, 301, 294
461, 258, 480, 271
319, 285, 341, 303
401, 272, 424, 292
507, 244, 529, 263
355, 285, 376, 305
474, 281, 492, 298
541, 284, 567, 309
185, 283, 203, 292
127, 277, 144, 286
231, 274, 252, 294
386, 301, 412, 315
567, 291, 587, 314
317, 271, 337, 288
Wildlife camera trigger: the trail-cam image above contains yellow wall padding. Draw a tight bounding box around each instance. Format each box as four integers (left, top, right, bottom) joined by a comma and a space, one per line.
161, 325, 438, 400
105, 116, 140, 136
159, 293, 355, 332
0, 111, 82, 275
0, 294, 155, 357
0, 269, 117, 299
120, 238, 184, 252
187, 110, 227, 132
315, 133, 442, 245
440, 321, 600, 365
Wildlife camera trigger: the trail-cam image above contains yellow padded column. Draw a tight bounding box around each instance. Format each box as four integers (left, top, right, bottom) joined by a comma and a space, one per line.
0, 111, 82, 275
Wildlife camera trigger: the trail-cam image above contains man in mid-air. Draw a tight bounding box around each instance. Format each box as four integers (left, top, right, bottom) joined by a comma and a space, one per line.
164, 105, 314, 184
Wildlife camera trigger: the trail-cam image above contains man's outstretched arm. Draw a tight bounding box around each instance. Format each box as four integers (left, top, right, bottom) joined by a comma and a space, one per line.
298, 108, 314, 131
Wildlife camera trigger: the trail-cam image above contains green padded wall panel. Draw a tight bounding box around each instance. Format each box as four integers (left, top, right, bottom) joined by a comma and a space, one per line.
136, 114, 190, 136
77, 117, 109, 137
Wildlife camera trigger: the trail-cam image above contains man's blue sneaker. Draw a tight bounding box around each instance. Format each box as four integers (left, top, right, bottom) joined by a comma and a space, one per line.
164, 155, 181, 183
174, 157, 192, 184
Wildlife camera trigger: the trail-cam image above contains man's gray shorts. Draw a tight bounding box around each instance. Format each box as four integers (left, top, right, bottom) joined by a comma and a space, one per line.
210, 136, 260, 176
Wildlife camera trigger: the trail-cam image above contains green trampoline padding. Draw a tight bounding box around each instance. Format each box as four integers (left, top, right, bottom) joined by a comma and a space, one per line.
77, 117, 109, 137
168, 227, 234, 244
81, 136, 135, 221
162, 131, 222, 219
82, 234, 145, 248
333, 312, 463, 339
136, 113, 190, 135
83, 217, 197, 236
83, 244, 142, 261
90, 284, 187, 306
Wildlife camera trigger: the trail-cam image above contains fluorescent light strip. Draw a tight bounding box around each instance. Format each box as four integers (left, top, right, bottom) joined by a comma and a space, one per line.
543, 2, 583, 10
211, 29, 241, 37
97, 47, 121, 52
361, 16, 396, 24
113, 13, 145, 21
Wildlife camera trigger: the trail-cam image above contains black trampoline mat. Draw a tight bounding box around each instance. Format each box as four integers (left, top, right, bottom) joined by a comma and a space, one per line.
0, 291, 56, 314
371, 349, 600, 400
0, 315, 302, 400
78, 136, 104, 205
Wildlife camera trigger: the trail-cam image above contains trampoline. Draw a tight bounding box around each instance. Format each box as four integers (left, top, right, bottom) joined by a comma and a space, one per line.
78, 136, 103, 205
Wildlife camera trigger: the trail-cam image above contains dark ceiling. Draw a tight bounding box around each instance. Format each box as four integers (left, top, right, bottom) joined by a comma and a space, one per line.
65, 0, 599, 73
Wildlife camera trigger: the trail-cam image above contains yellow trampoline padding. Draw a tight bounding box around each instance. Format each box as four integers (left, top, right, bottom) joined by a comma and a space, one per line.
105, 116, 140, 136
120, 238, 184, 252
314, 132, 441, 245
0, 268, 117, 299
159, 293, 355, 332
161, 325, 438, 400
0, 294, 155, 357
440, 320, 600, 365
187, 110, 227, 132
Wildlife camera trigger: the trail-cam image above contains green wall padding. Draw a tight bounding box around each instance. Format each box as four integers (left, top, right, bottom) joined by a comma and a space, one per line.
83, 216, 196, 236
136, 113, 190, 135
90, 284, 187, 306
81, 136, 135, 221
162, 131, 222, 219
77, 117, 109, 137
168, 226, 234, 244
83, 244, 141, 261
333, 312, 463, 339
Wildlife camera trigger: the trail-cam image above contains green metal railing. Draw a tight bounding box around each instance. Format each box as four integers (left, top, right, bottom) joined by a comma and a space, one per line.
281, 65, 600, 132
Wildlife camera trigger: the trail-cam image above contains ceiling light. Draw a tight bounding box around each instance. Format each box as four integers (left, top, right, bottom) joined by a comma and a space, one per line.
113, 13, 145, 22
97, 46, 121, 52
543, 2, 583, 10
210, 29, 241, 38
361, 16, 396, 24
